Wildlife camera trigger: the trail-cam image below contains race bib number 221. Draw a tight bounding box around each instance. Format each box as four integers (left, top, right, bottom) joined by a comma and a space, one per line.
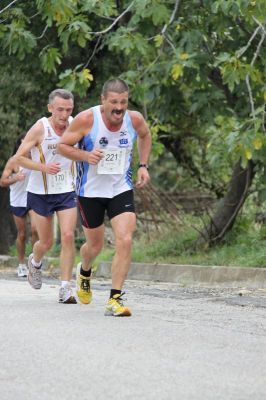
97, 149, 126, 174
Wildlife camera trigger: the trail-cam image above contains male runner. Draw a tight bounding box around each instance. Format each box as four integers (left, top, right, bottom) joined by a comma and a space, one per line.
58, 78, 151, 316
15, 89, 77, 303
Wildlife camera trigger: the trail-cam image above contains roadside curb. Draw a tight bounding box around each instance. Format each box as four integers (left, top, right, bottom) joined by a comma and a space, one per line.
1, 256, 266, 287
0, 255, 57, 270
95, 261, 266, 288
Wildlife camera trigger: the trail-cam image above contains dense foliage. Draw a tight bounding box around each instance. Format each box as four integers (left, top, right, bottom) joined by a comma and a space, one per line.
0, 0, 265, 197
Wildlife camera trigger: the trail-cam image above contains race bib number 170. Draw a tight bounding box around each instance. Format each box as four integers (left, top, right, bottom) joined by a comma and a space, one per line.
47, 170, 74, 194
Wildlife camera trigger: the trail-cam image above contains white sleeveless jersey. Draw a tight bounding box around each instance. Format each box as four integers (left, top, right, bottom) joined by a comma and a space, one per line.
27, 117, 76, 195
76, 106, 137, 198
10, 167, 31, 207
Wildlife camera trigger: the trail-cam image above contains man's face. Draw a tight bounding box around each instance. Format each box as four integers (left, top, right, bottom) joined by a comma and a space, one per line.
101, 91, 129, 126
48, 96, 74, 128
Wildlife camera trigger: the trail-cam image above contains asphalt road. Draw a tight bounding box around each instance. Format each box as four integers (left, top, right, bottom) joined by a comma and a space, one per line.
0, 273, 266, 400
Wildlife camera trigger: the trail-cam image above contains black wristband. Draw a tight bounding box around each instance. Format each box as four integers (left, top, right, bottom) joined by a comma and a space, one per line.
138, 164, 149, 170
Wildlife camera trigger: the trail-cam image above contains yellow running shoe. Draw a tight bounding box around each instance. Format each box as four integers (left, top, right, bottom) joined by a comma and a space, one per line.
76, 262, 92, 304
104, 292, 132, 317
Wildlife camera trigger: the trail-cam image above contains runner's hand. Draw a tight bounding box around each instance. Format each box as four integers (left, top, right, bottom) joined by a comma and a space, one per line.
15, 172, 26, 182
43, 163, 61, 174
87, 149, 104, 164
135, 167, 150, 188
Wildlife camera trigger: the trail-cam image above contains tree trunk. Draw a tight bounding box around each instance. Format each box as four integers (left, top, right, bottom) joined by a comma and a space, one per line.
159, 130, 256, 243
199, 160, 256, 245
0, 187, 16, 254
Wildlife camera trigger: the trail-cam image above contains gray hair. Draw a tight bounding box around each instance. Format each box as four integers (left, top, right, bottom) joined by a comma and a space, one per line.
48, 89, 74, 103
101, 78, 129, 97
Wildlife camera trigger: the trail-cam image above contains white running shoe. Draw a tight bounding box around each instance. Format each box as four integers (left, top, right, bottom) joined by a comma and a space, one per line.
59, 283, 77, 304
27, 253, 42, 289
17, 264, 28, 277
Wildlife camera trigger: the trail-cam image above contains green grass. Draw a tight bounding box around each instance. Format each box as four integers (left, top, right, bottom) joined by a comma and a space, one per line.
94, 215, 266, 268
8, 242, 33, 257
8, 214, 266, 268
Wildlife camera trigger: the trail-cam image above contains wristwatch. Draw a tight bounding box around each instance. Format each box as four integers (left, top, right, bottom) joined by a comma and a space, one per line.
138, 164, 149, 170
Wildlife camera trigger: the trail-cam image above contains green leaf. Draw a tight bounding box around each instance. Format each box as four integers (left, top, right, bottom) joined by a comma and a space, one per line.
40, 46, 62, 74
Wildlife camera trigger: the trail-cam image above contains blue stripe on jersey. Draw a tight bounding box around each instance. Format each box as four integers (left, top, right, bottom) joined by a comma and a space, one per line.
77, 109, 98, 196
76, 160, 83, 194
125, 151, 133, 188
125, 111, 138, 142
124, 114, 136, 189
90, 106, 99, 143
125, 167, 133, 188
77, 138, 87, 195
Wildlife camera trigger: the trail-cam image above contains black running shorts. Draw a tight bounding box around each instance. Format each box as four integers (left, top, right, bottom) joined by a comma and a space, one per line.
77, 190, 135, 229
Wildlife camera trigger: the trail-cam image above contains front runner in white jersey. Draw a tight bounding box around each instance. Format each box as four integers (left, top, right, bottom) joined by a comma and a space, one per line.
58, 78, 151, 316
0, 134, 38, 277
15, 89, 78, 304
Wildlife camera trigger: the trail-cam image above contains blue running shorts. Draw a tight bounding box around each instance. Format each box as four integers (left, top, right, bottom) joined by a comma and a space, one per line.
10, 206, 29, 218
27, 191, 77, 217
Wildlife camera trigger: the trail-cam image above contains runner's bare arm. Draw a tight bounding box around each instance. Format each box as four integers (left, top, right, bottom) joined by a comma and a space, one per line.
14, 121, 61, 174
58, 110, 104, 164
0, 158, 22, 187
130, 111, 152, 188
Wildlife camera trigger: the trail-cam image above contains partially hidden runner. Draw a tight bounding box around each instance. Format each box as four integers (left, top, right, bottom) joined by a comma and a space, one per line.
0, 133, 38, 277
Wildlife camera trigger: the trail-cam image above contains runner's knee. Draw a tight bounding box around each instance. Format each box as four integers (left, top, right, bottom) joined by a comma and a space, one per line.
17, 230, 26, 242
61, 230, 75, 246
39, 237, 53, 251
81, 240, 103, 257
116, 234, 132, 249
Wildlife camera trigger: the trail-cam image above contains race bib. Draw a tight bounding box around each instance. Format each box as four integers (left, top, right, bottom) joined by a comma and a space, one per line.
97, 148, 126, 175
47, 170, 74, 194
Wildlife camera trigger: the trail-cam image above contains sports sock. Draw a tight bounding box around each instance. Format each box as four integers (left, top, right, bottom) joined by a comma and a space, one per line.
110, 289, 121, 299
61, 281, 70, 288
32, 258, 42, 268
80, 266, 91, 277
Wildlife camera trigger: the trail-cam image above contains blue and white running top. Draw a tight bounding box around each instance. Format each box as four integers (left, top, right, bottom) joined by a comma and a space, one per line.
77, 106, 137, 198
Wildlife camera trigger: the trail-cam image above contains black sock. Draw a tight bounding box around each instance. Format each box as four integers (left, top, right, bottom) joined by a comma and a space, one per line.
80, 266, 91, 277
110, 289, 121, 299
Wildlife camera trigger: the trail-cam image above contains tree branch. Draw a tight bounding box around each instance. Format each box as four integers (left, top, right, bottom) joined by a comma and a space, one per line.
245, 28, 266, 122
0, 0, 20, 16
87, 1, 135, 36
253, 17, 266, 35
36, 24, 49, 40
141, 1, 181, 77
84, 35, 102, 68
161, 0, 181, 35
147, 0, 181, 44
237, 25, 261, 57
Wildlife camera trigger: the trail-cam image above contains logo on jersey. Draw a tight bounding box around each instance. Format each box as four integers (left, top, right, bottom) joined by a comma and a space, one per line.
99, 137, 108, 147
119, 138, 128, 147
45, 127, 54, 140
120, 130, 127, 137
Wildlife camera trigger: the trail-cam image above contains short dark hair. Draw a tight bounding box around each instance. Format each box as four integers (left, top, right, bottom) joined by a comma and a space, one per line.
101, 78, 129, 97
48, 89, 74, 103
12, 133, 26, 155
